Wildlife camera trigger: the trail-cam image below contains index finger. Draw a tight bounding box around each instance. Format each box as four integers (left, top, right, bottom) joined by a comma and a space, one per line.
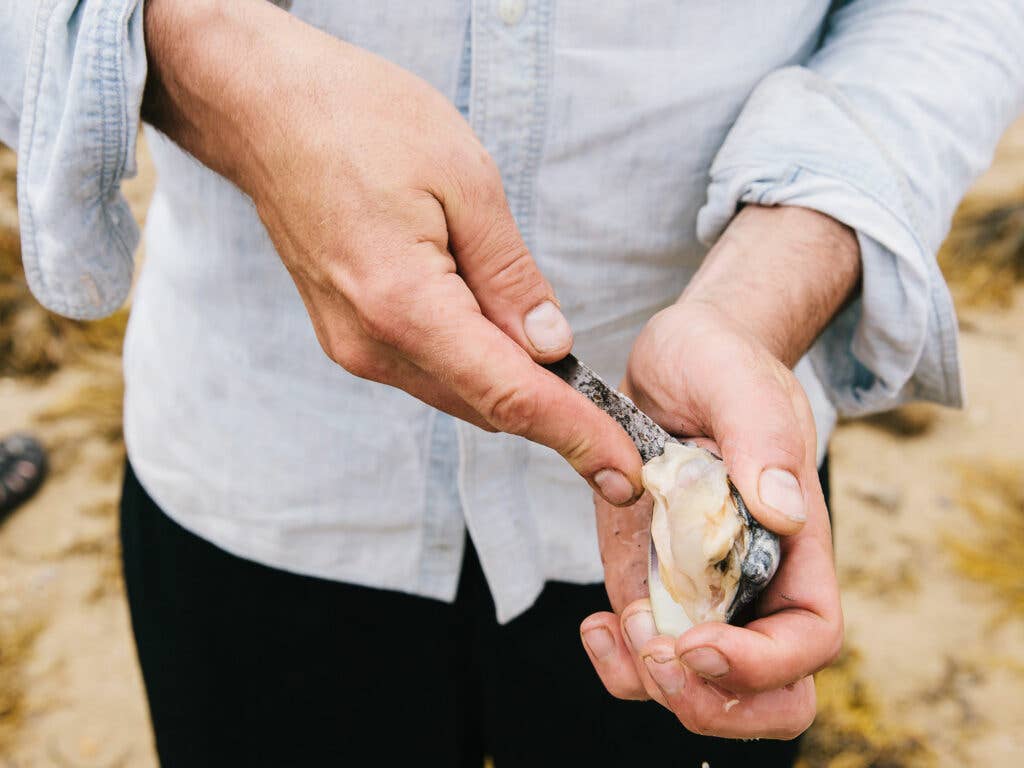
389, 265, 644, 505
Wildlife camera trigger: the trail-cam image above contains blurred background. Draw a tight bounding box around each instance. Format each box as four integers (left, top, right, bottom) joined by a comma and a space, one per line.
0, 117, 1022, 766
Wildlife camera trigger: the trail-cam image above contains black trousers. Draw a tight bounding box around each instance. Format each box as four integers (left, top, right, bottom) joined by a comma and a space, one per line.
121, 460, 829, 767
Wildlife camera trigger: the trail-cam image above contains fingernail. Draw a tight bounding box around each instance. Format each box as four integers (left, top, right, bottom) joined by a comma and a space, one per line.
680, 647, 730, 678
623, 610, 657, 653
593, 469, 635, 506
524, 301, 572, 353
582, 627, 616, 661
644, 655, 686, 695
759, 468, 806, 523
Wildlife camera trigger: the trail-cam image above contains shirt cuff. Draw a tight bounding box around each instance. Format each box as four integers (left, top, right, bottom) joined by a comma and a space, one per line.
697, 66, 963, 416
18, 0, 147, 320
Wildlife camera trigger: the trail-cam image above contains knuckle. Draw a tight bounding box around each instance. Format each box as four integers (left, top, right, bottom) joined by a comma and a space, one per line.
322, 336, 349, 367
463, 146, 503, 193
726, 427, 802, 473
559, 428, 593, 467
680, 709, 711, 737
354, 282, 415, 348
327, 341, 383, 381
357, 311, 395, 348
443, 143, 502, 206
605, 680, 643, 701
484, 243, 546, 305
482, 383, 538, 436
766, 429, 805, 466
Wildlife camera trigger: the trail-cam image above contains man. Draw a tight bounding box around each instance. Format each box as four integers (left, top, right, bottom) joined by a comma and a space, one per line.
2, 0, 1021, 765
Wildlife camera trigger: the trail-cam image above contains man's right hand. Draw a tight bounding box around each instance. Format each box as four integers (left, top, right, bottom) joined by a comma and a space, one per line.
140, 0, 643, 506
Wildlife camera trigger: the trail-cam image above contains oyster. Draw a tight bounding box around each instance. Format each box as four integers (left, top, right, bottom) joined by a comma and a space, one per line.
644, 442, 780, 637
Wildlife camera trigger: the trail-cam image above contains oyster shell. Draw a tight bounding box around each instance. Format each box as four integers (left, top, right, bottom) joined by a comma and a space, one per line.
644, 442, 780, 637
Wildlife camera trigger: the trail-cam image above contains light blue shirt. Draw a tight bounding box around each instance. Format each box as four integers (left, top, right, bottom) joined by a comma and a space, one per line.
3, 1, 1023, 621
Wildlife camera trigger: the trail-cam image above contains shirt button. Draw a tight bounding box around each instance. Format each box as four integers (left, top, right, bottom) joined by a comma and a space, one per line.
498, 0, 526, 26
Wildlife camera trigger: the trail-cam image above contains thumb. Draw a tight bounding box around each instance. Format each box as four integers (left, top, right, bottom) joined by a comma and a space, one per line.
707, 360, 815, 537
442, 158, 573, 362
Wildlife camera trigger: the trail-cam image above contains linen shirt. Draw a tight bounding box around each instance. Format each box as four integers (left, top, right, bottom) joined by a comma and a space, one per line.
3, 1, 1023, 621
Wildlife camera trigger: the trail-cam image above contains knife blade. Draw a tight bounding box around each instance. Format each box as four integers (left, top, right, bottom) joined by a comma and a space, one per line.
543, 354, 673, 464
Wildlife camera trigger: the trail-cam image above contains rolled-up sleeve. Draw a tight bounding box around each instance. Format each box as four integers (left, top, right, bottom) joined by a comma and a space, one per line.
697, 1, 1024, 416
1, 0, 146, 320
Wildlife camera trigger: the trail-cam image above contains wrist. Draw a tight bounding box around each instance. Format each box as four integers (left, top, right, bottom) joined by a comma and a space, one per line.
680, 205, 860, 367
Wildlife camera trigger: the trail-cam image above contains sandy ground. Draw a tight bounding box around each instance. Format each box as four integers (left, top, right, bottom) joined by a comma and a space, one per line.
829, 290, 1024, 766
0, 146, 156, 767
0, 372, 149, 768
0, 117, 1022, 766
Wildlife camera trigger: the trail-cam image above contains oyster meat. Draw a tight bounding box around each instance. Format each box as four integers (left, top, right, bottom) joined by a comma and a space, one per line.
644, 442, 780, 637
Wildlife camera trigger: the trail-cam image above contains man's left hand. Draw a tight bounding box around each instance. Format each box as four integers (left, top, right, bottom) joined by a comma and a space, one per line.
578, 206, 853, 739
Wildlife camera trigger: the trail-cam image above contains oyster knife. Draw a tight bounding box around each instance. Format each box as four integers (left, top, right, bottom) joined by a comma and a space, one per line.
543, 354, 673, 463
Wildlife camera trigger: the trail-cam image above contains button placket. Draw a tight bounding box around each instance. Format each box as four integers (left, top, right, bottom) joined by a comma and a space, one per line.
498, 0, 526, 26
462, 0, 553, 618
470, 0, 552, 245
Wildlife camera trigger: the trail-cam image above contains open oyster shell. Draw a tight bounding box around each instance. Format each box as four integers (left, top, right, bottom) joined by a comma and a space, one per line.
645, 442, 780, 637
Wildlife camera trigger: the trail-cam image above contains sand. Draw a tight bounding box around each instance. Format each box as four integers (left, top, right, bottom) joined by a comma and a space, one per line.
0, 118, 1022, 766
826, 289, 1024, 766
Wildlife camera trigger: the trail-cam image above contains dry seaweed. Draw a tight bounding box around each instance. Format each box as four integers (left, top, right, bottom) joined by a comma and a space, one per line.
938, 198, 1024, 308
0, 260, 130, 380
861, 404, 940, 438
18, 351, 128, 486
944, 460, 1024, 623
0, 579, 47, 756
36, 374, 126, 462
840, 559, 919, 598
799, 649, 934, 768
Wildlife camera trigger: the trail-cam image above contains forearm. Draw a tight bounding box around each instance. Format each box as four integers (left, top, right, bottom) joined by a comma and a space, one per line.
141, 0, 317, 197
681, 205, 861, 368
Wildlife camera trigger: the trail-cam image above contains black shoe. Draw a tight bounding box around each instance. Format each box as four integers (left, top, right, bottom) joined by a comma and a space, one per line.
0, 433, 48, 518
